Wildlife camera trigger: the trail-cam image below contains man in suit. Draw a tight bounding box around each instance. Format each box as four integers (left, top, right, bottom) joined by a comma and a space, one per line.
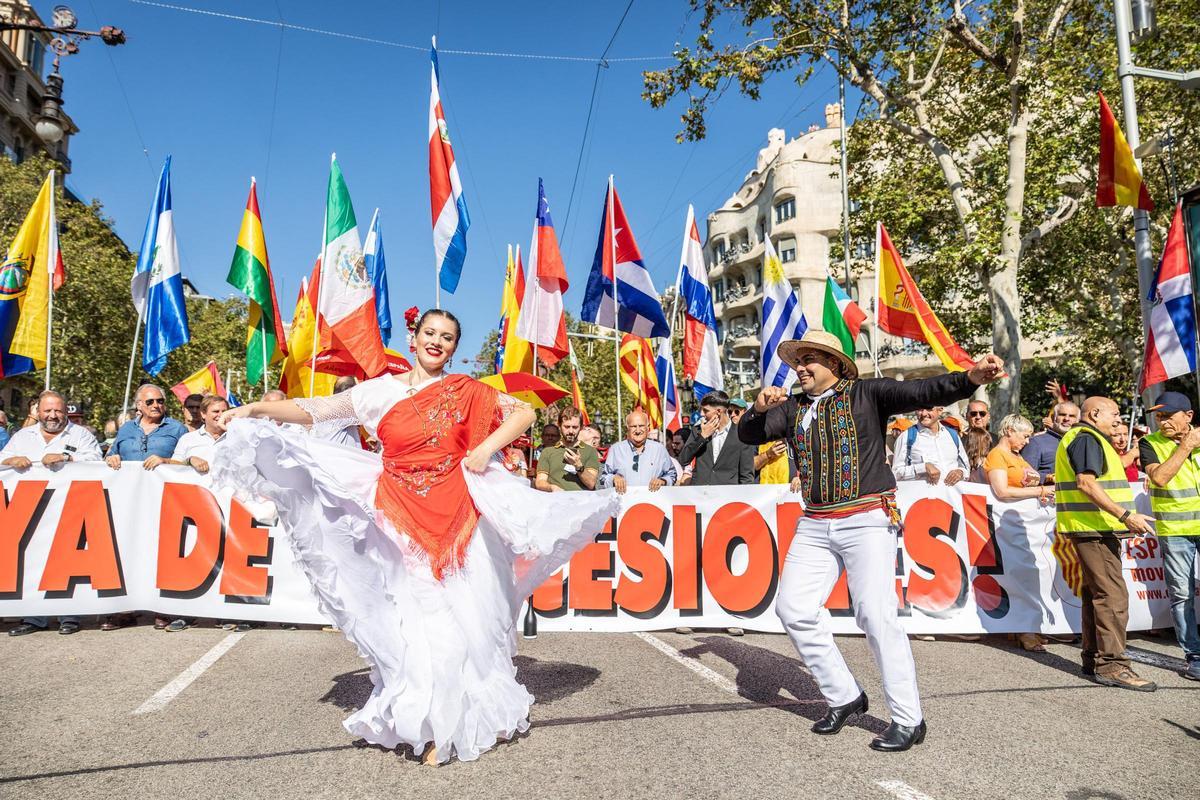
678, 389, 756, 486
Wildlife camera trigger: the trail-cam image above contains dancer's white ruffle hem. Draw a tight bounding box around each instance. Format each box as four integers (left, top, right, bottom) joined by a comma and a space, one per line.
212, 418, 618, 763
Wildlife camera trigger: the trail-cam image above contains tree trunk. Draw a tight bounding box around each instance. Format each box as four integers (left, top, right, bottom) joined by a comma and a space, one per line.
991, 84, 1031, 419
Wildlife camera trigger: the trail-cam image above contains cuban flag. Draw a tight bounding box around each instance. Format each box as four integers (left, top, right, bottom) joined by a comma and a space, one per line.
581, 176, 670, 339
761, 236, 807, 389
429, 37, 470, 294
1141, 203, 1196, 391
676, 205, 724, 399
655, 336, 682, 432
133, 156, 189, 376
363, 208, 391, 346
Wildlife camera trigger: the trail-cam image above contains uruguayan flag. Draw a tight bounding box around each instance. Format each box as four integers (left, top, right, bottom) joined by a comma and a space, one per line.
134, 157, 189, 376
760, 236, 807, 389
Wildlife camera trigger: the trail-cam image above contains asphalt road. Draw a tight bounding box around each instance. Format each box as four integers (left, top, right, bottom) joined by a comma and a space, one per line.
1, 621, 1195, 800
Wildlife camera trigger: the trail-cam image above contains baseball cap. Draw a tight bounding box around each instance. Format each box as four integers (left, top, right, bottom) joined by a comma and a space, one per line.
1149, 391, 1192, 415
730, 397, 749, 410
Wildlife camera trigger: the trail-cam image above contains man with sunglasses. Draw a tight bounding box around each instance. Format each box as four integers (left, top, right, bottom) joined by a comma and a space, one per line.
105, 384, 187, 471
966, 400, 991, 433
600, 409, 676, 493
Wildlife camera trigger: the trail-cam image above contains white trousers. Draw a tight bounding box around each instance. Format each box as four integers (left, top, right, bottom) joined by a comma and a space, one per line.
775, 508, 923, 727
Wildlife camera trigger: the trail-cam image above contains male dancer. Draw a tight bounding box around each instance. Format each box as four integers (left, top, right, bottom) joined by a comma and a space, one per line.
738, 330, 1003, 751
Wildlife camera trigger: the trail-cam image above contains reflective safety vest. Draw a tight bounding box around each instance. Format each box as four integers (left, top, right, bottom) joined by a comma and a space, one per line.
1142, 431, 1200, 536
1054, 425, 1134, 536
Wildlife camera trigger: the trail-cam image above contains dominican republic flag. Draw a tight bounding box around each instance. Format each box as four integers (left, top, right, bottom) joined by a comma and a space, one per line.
133, 156, 190, 376
761, 236, 807, 389
429, 37, 470, 294
581, 176, 670, 339
1141, 203, 1196, 391
363, 209, 391, 346
655, 336, 682, 432
676, 205, 724, 399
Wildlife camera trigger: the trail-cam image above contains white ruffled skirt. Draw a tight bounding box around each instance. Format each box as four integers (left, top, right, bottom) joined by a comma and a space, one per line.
212, 418, 618, 763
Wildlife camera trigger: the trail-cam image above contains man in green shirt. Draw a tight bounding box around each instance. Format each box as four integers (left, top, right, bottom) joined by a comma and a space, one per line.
535, 405, 600, 492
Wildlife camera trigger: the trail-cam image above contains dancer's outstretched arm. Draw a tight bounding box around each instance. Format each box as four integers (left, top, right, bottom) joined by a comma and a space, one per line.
218, 399, 322, 428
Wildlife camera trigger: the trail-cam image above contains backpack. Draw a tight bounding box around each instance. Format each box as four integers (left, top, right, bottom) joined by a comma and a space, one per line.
905, 424, 961, 466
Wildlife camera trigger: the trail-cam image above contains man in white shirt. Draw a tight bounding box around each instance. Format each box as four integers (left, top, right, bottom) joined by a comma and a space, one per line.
4, 391, 101, 637
891, 405, 969, 485
0, 390, 102, 471
170, 395, 229, 474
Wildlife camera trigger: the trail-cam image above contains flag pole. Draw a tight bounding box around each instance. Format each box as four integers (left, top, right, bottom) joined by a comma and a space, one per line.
872, 221, 882, 378
44, 170, 56, 392
122, 315, 142, 421
252, 175, 270, 395
665, 208, 688, 432
310, 154, 333, 398
610, 175, 623, 439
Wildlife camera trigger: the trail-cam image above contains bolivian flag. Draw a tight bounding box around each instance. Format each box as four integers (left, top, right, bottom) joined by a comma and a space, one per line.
874, 223, 974, 372
227, 179, 287, 385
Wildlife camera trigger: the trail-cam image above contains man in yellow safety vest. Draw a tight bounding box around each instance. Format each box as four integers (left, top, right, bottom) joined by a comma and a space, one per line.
1054, 396, 1157, 691
1138, 391, 1200, 681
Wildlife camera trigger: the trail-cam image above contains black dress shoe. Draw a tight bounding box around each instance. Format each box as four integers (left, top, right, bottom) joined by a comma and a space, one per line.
869, 720, 927, 752
811, 692, 868, 735
8, 622, 44, 637
58, 621, 81, 635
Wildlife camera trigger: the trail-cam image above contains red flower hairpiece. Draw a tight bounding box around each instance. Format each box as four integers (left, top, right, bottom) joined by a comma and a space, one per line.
404, 306, 420, 353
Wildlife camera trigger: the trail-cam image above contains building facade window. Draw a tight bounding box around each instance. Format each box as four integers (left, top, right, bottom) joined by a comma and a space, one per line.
23, 36, 45, 79
774, 197, 796, 223
780, 238, 797, 263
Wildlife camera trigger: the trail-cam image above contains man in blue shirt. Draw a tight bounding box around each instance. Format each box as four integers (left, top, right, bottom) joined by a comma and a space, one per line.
600, 410, 676, 492
105, 384, 187, 469
1020, 401, 1079, 482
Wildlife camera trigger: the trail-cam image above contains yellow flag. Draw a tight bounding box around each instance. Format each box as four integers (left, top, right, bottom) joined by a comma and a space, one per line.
279, 271, 334, 398
500, 244, 534, 373
7, 173, 58, 365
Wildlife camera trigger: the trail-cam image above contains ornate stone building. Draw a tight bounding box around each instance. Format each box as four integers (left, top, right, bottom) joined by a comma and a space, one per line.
0, 0, 77, 170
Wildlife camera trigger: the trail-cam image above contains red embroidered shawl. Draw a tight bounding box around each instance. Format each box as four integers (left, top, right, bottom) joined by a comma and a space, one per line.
373, 374, 502, 579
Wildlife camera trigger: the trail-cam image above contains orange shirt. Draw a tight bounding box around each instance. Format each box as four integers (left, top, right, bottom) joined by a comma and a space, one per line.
983, 445, 1033, 488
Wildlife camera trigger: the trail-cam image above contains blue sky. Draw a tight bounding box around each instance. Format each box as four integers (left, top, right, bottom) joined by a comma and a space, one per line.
53, 0, 850, 368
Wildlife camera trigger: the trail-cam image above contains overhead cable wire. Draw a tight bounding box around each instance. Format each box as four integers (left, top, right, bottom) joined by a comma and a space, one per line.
127, 0, 670, 63
88, 0, 156, 179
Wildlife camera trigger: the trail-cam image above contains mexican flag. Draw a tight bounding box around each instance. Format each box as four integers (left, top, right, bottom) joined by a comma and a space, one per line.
822, 274, 867, 357
317, 156, 387, 378
226, 179, 286, 386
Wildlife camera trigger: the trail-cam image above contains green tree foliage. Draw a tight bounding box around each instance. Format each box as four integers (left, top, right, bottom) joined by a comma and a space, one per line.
1, 156, 247, 425
645, 0, 1200, 416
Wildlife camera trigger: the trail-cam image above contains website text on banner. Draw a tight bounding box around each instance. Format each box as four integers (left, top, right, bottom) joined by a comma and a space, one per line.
0, 465, 1190, 633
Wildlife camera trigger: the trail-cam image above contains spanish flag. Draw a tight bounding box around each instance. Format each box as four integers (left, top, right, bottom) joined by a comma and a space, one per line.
4, 171, 64, 372
499, 244, 534, 373
618, 334, 662, 428
874, 223, 974, 372
227, 179, 287, 386
279, 261, 335, 398
1096, 92, 1153, 211
479, 372, 568, 409
171, 360, 226, 404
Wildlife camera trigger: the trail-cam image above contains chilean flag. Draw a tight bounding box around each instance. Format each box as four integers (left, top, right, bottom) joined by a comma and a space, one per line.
581, 176, 671, 339
429, 37, 470, 294
655, 336, 682, 432
515, 179, 569, 367
676, 205, 724, 399
1141, 203, 1196, 391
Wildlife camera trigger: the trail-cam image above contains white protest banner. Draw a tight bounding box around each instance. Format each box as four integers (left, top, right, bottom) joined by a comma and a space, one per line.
1, 464, 1189, 633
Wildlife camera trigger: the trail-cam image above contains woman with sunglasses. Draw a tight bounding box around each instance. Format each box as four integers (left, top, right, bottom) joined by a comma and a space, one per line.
212, 309, 618, 765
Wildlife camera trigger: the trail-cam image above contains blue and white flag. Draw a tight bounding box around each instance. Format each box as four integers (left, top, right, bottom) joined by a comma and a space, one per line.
655, 335, 682, 431
581, 177, 671, 339
760, 236, 807, 389
1141, 203, 1196, 390
677, 205, 724, 399
363, 208, 391, 346
134, 157, 189, 376
429, 38, 470, 294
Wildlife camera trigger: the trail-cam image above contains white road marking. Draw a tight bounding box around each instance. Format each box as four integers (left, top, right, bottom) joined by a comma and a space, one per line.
876, 779, 937, 800
1126, 646, 1187, 673
133, 633, 246, 715
633, 631, 741, 695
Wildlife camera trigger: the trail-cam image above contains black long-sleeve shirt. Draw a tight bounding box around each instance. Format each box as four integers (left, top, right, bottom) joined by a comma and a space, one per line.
737, 372, 977, 507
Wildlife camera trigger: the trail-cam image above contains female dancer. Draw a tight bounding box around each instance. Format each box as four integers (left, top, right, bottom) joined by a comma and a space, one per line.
213, 309, 618, 764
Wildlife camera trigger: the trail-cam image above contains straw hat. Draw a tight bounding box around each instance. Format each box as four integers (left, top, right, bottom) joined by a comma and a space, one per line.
776, 329, 859, 379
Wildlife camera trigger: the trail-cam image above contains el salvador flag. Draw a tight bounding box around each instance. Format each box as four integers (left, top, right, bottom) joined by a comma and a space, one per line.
363, 209, 391, 346
134, 157, 189, 376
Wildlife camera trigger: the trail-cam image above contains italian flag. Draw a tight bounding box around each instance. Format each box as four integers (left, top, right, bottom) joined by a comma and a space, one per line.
822, 274, 867, 357
226, 179, 287, 386
317, 156, 387, 378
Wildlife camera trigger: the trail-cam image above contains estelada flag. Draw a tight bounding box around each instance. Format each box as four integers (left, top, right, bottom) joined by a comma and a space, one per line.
171, 360, 226, 404
618, 334, 662, 428
1096, 92, 1153, 212
874, 223, 974, 373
